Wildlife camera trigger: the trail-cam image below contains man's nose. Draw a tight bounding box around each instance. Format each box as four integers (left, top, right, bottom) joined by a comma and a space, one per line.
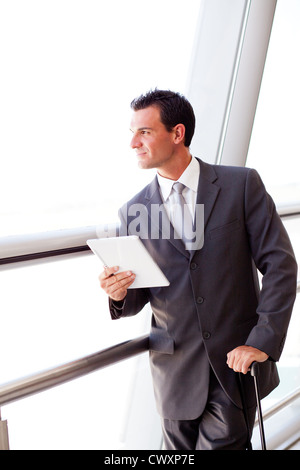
130, 134, 141, 149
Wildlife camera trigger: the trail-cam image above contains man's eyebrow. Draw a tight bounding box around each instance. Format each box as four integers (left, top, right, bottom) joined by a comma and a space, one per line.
130, 127, 153, 132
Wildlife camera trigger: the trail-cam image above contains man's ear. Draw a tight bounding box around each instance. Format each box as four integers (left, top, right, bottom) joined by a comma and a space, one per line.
173, 123, 186, 144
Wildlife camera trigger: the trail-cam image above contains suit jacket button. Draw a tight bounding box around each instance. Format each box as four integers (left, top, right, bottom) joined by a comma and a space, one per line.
197, 296, 204, 304
190, 262, 198, 270
203, 331, 211, 340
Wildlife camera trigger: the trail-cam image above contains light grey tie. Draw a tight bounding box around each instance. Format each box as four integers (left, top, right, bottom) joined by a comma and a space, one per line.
171, 182, 194, 248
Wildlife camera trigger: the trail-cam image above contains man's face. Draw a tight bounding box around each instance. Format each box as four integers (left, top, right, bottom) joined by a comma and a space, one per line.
130, 106, 176, 171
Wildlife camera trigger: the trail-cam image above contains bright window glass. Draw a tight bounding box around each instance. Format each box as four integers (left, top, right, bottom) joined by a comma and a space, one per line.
0, 0, 201, 236
246, 0, 300, 410
246, 0, 300, 208
0, 255, 154, 449
0, 1, 202, 449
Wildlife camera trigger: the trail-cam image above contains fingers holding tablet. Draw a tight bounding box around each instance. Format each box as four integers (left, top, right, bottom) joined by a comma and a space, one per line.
99, 266, 136, 301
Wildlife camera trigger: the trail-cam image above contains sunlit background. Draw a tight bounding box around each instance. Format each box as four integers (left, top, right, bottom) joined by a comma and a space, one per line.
0, 0, 200, 236
0, 0, 201, 449
0, 0, 299, 450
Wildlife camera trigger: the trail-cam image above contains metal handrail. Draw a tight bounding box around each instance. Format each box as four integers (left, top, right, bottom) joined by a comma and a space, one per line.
0, 223, 119, 267
277, 205, 300, 218
0, 206, 299, 267
258, 386, 300, 423
1, 331, 300, 429
0, 335, 149, 408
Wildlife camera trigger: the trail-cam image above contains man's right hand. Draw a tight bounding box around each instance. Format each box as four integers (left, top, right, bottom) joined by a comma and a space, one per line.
98, 266, 136, 301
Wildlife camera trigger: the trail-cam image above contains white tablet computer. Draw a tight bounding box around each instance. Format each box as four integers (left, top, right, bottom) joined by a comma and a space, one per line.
87, 236, 170, 289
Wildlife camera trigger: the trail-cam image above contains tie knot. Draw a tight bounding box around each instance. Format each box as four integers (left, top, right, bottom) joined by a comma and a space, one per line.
173, 182, 186, 195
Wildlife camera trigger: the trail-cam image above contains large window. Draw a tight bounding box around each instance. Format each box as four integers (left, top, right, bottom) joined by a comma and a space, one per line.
246, 0, 300, 409
0, 0, 201, 237
1, 0, 299, 450
0, 255, 154, 449
0, 1, 202, 450
247, 0, 300, 209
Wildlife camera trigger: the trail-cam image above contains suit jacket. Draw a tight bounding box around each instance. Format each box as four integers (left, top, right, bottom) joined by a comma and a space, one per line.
109, 158, 298, 420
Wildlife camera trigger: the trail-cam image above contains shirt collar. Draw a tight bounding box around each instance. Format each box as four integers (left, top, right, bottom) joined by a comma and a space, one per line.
157, 156, 200, 202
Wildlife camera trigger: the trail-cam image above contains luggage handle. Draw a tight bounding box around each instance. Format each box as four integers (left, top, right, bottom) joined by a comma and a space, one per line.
250, 361, 267, 450
238, 361, 267, 450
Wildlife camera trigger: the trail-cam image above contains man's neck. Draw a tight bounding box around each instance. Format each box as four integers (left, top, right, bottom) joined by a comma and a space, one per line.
157, 151, 192, 181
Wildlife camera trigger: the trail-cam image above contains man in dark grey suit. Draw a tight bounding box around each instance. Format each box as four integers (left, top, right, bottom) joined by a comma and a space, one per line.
99, 90, 297, 449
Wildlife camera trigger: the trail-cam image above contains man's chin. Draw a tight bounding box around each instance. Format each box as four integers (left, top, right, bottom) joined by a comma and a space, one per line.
137, 160, 153, 170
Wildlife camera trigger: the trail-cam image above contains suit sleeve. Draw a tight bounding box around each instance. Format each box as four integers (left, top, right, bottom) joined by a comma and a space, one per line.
109, 288, 150, 320
244, 169, 298, 360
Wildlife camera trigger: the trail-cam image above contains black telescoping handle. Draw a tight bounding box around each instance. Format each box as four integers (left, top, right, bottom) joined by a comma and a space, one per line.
250, 362, 267, 450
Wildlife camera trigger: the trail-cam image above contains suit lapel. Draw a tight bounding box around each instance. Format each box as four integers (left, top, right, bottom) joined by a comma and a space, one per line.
196, 158, 220, 230
188, 159, 220, 258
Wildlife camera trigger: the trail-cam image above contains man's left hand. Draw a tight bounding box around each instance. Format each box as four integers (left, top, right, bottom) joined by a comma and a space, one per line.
226, 345, 269, 374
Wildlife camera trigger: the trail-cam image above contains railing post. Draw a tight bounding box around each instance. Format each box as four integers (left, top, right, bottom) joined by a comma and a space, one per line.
0, 409, 10, 450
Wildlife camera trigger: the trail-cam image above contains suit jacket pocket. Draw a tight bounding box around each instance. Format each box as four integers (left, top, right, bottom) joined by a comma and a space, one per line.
209, 219, 241, 240
149, 329, 174, 354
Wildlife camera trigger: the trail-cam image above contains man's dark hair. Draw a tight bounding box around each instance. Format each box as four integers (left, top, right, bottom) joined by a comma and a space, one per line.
130, 89, 195, 147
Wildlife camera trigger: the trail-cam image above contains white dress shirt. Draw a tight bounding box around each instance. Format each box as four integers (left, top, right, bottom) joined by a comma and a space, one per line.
157, 156, 200, 222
